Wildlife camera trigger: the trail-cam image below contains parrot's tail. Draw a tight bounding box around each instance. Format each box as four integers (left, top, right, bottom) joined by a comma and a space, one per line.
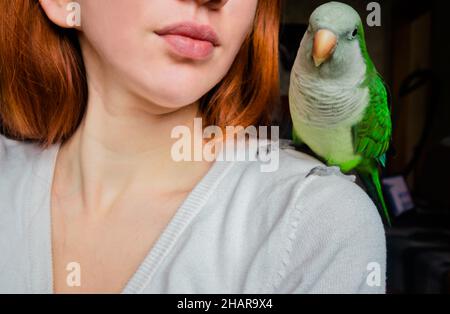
360, 169, 392, 227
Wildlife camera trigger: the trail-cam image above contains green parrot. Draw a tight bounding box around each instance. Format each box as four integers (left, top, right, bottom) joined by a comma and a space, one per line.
288, 2, 392, 225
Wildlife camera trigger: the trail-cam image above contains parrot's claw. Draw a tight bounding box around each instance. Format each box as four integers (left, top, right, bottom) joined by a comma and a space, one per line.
306, 166, 356, 182
279, 139, 295, 150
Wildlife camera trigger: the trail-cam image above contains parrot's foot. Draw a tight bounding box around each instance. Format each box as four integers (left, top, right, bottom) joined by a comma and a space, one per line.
279, 139, 295, 150
306, 166, 356, 182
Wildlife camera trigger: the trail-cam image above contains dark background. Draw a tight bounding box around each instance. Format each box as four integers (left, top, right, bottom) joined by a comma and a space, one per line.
276, 0, 450, 294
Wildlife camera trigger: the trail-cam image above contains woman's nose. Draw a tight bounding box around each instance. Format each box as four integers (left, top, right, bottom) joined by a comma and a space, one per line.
194, 0, 229, 10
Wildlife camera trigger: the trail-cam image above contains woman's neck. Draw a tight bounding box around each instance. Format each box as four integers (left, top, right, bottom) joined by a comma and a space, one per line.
52, 82, 214, 216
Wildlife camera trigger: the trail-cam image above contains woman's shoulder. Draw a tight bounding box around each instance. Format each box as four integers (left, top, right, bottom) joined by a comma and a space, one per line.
0, 134, 57, 207
0, 134, 49, 165
0, 135, 57, 287
277, 146, 381, 222
227, 142, 375, 210
219, 140, 384, 234
220, 143, 386, 293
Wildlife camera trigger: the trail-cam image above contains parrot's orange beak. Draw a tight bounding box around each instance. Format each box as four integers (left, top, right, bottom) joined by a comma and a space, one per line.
312, 29, 337, 67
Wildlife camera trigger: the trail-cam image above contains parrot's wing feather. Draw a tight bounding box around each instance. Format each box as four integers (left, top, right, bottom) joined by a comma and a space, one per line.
353, 75, 392, 166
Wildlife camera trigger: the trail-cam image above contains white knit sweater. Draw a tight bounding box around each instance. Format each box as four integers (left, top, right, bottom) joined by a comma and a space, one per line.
0, 134, 386, 294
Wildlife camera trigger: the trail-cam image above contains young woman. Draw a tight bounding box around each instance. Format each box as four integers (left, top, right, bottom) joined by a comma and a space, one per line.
0, 0, 386, 293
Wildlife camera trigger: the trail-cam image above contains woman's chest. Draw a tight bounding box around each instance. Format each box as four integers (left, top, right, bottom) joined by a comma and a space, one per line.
50, 194, 187, 293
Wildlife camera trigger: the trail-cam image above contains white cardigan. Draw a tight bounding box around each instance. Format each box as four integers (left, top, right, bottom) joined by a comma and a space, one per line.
0, 134, 386, 293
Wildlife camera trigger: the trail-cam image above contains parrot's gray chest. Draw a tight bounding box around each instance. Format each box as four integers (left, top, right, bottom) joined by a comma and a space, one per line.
289, 66, 370, 129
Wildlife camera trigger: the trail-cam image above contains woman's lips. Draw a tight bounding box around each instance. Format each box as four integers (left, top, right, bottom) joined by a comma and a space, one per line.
159, 34, 215, 60
155, 22, 220, 61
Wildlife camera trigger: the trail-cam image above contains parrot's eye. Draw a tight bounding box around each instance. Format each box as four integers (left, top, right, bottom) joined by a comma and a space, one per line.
351, 28, 358, 38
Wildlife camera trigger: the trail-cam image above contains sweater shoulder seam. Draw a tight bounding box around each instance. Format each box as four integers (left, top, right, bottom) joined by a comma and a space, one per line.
264, 174, 318, 292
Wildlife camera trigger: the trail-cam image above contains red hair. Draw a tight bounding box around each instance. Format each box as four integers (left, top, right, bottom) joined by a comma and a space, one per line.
0, 0, 281, 147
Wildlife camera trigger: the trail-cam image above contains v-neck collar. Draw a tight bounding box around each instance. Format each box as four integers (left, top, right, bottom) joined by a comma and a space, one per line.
121, 157, 232, 293
28, 140, 234, 294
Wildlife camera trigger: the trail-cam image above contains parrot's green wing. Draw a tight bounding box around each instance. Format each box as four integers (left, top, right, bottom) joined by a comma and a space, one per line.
353, 73, 393, 226
353, 23, 392, 165
353, 75, 391, 166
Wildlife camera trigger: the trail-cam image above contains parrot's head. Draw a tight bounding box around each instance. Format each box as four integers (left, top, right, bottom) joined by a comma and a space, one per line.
297, 1, 367, 79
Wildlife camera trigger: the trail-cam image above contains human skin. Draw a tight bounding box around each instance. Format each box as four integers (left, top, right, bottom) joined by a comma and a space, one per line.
38, 0, 258, 293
